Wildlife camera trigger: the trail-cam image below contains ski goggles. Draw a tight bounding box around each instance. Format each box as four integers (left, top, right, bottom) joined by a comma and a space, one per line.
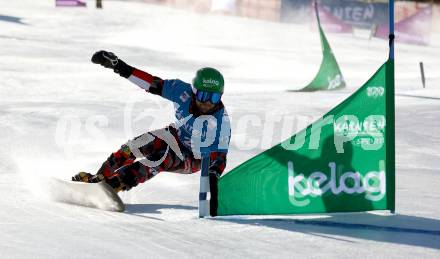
195, 90, 222, 104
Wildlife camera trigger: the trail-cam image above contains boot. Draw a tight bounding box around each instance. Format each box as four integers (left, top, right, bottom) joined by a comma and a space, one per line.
72, 171, 128, 193
72, 172, 103, 183
105, 174, 129, 193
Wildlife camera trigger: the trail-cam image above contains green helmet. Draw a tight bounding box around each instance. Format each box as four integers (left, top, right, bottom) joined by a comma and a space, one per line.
192, 67, 224, 93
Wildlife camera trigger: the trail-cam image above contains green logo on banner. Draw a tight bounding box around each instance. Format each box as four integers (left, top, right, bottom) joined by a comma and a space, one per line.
218, 60, 395, 216
288, 160, 386, 207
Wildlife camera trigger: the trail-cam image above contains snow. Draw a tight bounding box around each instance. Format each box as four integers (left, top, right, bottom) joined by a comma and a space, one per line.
1, 0, 440, 258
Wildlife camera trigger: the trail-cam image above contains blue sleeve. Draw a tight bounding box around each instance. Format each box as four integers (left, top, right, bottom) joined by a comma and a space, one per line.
162, 79, 192, 103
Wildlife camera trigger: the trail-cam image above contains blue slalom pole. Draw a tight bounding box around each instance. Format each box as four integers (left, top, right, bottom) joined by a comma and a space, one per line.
389, 0, 395, 60
199, 153, 210, 218
388, 0, 396, 214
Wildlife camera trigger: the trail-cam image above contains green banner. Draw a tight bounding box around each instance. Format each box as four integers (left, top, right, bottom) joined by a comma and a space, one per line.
218, 60, 395, 215
294, 3, 346, 92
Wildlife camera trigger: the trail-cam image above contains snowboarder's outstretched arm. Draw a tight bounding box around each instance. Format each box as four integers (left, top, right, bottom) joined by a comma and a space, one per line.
91, 50, 164, 96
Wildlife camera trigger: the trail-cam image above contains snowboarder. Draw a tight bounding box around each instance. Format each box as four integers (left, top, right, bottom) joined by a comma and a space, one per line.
72, 50, 231, 194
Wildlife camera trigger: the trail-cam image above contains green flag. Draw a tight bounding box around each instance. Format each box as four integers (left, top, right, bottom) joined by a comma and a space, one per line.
295, 3, 346, 91
218, 60, 395, 215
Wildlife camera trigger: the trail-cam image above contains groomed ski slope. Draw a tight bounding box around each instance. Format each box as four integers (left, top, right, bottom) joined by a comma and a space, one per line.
0, 0, 440, 258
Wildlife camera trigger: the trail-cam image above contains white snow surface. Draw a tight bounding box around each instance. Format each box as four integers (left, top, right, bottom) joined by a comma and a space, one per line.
1, 0, 440, 258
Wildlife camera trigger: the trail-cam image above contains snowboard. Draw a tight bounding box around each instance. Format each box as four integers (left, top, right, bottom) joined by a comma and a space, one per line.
48, 177, 125, 212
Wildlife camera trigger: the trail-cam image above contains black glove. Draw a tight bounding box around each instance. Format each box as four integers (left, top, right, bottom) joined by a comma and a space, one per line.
91, 50, 119, 69
209, 169, 222, 179
91, 50, 134, 78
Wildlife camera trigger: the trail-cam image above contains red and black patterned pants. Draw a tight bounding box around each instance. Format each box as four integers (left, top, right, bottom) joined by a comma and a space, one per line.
96, 126, 201, 191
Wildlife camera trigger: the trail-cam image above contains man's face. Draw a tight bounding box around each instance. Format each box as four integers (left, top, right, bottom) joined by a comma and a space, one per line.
195, 100, 216, 113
